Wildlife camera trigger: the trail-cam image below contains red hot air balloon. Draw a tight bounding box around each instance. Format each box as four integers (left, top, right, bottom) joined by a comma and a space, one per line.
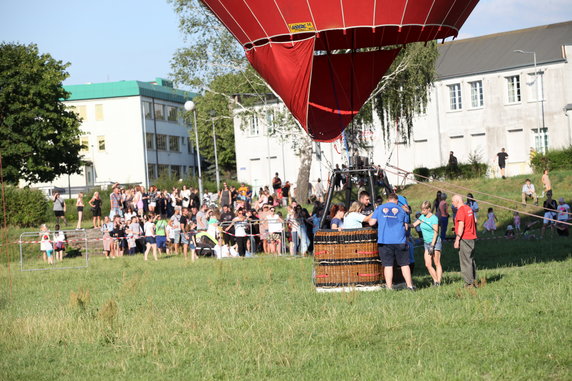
200, 0, 479, 142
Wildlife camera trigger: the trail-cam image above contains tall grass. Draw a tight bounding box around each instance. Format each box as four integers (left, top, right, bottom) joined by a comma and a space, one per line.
0, 237, 570, 380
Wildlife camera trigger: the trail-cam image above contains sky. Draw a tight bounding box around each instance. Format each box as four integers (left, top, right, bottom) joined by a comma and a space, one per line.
1, 0, 571, 87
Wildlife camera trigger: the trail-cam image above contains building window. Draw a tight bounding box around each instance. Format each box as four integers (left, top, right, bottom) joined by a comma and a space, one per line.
448, 84, 462, 110
146, 133, 154, 149
533, 127, 549, 154
469, 81, 483, 108
266, 111, 274, 135
157, 164, 169, 177
95, 104, 104, 121
143, 101, 153, 119
527, 73, 544, 102
171, 165, 181, 179
167, 106, 178, 122
97, 136, 105, 151
147, 164, 157, 180
79, 136, 89, 152
70, 105, 87, 120
249, 114, 259, 135
506, 75, 521, 103
188, 138, 193, 154
154, 103, 165, 120
156, 134, 167, 150
169, 136, 180, 152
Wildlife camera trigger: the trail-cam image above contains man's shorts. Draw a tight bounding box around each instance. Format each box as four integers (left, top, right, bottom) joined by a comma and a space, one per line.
378, 243, 409, 267
156, 235, 167, 250
54, 210, 64, 217
145, 236, 156, 244
423, 237, 442, 252
181, 233, 189, 245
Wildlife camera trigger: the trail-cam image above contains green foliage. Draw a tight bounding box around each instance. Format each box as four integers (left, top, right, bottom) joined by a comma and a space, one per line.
427, 163, 488, 180
0, 42, 84, 184
530, 146, 572, 173
2, 186, 50, 227
368, 42, 438, 145
412, 167, 430, 182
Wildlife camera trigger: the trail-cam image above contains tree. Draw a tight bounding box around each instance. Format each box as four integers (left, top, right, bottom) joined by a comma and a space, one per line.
0, 42, 83, 184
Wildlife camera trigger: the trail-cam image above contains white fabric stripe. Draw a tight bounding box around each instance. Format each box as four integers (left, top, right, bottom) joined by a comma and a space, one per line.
212, 0, 254, 45
200, 0, 243, 44
422, 0, 438, 27
400, 0, 410, 29
306, 0, 318, 32
273, 0, 291, 37
244, 35, 316, 51
241, 0, 271, 40
340, 0, 346, 31
451, 0, 476, 32
372, 0, 377, 28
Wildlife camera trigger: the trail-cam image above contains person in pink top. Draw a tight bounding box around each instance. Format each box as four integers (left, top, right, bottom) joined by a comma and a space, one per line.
438, 193, 449, 240
452, 194, 478, 287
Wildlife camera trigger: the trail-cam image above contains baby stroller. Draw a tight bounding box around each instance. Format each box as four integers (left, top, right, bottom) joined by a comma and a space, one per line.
195, 232, 217, 257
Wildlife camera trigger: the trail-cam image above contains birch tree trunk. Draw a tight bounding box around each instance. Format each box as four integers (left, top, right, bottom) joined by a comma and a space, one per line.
294, 135, 313, 204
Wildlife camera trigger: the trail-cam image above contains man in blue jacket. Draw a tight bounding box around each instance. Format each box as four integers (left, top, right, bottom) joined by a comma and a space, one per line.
369, 193, 414, 290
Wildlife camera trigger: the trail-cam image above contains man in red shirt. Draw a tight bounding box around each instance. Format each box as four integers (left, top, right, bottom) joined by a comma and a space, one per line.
452, 194, 478, 287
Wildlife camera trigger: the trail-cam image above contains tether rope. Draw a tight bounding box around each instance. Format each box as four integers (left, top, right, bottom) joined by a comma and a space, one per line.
383, 166, 572, 227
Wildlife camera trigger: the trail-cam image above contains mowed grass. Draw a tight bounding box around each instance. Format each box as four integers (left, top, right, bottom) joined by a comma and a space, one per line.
0, 236, 571, 380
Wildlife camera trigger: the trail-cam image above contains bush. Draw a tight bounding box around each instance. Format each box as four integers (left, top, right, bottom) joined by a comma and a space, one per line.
2, 186, 50, 227
412, 167, 430, 182
426, 163, 488, 181
530, 146, 572, 173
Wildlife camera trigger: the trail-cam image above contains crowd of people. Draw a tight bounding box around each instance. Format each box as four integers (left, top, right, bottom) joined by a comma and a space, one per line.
42, 168, 570, 289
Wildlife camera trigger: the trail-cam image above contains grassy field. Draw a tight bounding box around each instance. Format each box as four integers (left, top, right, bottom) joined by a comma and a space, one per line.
0, 236, 570, 380
0, 171, 571, 380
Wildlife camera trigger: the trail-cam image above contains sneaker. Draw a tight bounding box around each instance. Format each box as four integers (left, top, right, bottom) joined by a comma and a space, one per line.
434, 282, 441, 287
407, 287, 416, 292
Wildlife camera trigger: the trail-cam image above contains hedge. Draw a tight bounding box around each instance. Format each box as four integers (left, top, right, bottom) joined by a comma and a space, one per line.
530, 146, 572, 173
1, 186, 50, 227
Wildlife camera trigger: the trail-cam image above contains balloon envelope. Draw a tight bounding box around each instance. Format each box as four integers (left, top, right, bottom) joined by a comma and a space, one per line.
201, 0, 479, 141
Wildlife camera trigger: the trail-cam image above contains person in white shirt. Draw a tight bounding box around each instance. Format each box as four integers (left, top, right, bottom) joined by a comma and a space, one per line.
181, 185, 191, 208
557, 198, 570, 222
521, 179, 538, 206
343, 202, 373, 229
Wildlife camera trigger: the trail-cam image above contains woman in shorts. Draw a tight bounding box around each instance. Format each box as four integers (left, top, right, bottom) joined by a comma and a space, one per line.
101, 216, 114, 259
52, 192, 67, 226
89, 192, 102, 228
76, 192, 84, 230
411, 201, 442, 286
143, 214, 158, 261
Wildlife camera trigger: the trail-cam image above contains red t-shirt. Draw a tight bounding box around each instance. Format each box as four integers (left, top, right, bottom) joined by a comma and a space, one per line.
455, 204, 477, 240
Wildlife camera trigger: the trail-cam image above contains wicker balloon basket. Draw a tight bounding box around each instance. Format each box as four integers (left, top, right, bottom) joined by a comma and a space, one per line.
313, 228, 384, 292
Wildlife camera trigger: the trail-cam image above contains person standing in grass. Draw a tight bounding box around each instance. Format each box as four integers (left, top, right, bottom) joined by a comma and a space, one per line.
143, 214, 158, 261
39, 224, 53, 264
497, 148, 509, 179
52, 192, 67, 226
410, 201, 442, 286
452, 194, 478, 288
541, 169, 552, 198
155, 214, 168, 256
76, 192, 84, 230
483, 207, 498, 235
438, 193, 449, 240
101, 216, 114, 259
368, 193, 414, 291
89, 192, 102, 228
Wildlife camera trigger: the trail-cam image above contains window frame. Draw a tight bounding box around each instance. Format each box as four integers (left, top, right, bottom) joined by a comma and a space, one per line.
448, 83, 462, 111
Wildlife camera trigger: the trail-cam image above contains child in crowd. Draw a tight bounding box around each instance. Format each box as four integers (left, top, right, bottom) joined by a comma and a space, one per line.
513, 211, 521, 233
483, 207, 498, 234
53, 224, 66, 262
504, 225, 516, 239
39, 224, 54, 264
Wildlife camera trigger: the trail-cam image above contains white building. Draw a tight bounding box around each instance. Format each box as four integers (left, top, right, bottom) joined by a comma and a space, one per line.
234, 21, 572, 188
30, 78, 198, 195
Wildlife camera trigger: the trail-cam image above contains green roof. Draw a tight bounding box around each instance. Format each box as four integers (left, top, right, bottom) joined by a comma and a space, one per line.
63, 78, 197, 104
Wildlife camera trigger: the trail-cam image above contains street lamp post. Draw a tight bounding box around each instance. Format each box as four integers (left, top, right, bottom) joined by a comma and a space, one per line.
184, 101, 203, 203
209, 110, 220, 195
514, 49, 545, 153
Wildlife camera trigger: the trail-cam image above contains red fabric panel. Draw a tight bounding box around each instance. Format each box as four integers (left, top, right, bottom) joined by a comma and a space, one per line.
201, 0, 479, 46
245, 39, 315, 129
307, 48, 400, 142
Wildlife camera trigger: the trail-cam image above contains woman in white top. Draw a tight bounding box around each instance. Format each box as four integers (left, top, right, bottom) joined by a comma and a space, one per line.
266, 209, 284, 255
343, 202, 372, 229
143, 214, 158, 261
226, 208, 248, 257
